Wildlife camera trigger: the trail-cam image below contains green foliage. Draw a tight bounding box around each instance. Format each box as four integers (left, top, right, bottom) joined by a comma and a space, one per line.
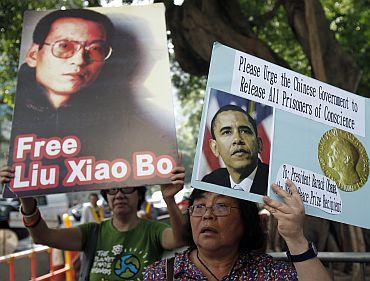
240, 0, 311, 76
322, 0, 370, 97
171, 59, 206, 181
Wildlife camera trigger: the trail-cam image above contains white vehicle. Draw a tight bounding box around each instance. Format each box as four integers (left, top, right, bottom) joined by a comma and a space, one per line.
9, 193, 69, 228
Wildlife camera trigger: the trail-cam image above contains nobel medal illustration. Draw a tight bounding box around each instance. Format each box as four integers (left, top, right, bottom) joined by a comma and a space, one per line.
318, 129, 369, 191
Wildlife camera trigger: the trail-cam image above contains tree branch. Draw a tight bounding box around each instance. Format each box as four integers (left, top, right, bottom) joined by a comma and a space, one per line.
257, 0, 283, 25
160, 0, 288, 75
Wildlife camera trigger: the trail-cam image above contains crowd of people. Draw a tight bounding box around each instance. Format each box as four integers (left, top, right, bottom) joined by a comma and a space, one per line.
1, 7, 332, 281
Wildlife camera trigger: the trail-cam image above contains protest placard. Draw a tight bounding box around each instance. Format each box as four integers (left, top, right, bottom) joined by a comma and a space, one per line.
192, 42, 369, 228
4, 4, 178, 197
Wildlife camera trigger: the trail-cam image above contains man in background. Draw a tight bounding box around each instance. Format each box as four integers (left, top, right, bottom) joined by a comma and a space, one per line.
81, 193, 105, 223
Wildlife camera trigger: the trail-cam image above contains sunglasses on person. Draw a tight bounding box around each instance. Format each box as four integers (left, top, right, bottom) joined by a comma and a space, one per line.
188, 203, 240, 217
105, 187, 136, 196
43, 39, 112, 62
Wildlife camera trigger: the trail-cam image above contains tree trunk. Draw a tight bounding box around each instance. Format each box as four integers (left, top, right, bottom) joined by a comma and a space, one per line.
282, 0, 361, 91
159, 0, 362, 91
158, 0, 288, 75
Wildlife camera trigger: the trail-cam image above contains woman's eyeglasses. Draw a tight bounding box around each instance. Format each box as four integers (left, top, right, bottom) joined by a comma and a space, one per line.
188, 203, 240, 217
106, 187, 136, 196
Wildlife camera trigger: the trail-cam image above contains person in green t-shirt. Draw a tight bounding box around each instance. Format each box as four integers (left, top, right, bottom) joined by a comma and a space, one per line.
80, 214, 169, 280
1, 166, 187, 281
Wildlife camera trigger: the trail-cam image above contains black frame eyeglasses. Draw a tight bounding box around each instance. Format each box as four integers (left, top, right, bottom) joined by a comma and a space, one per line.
106, 187, 136, 196
43, 39, 112, 62
188, 203, 240, 217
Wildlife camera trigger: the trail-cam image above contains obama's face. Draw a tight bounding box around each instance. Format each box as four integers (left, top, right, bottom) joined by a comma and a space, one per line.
210, 110, 261, 175
26, 17, 109, 97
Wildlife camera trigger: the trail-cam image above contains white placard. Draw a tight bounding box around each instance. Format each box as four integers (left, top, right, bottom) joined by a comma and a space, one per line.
275, 164, 342, 214
231, 51, 365, 136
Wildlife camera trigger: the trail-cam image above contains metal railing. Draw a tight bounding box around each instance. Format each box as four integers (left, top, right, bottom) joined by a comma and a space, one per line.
1, 247, 369, 280
0, 214, 77, 281
270, 252, 370, 281
0, 246, 75, 281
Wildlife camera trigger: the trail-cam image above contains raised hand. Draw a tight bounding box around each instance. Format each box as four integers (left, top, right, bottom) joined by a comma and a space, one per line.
0, 165, 14, 184
262, 179, 305, 245
160, 166, 186, 202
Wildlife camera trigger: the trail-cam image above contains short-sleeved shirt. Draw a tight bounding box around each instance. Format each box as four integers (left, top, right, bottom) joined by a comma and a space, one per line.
79, 218, 169, 281
81, 204, 105, 224
144, 248, 298, 280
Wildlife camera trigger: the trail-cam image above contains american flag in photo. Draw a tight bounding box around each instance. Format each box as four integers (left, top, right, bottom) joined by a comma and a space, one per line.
198, 88, 273, 178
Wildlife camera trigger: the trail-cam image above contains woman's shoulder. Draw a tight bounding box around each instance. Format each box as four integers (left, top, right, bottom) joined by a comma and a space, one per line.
247, 251, 293, 267
144, 248, 191, 280
138, 218, 170, 232
248, 251, 274, 261
147, 248, 190, 269
245, 252, 298, 279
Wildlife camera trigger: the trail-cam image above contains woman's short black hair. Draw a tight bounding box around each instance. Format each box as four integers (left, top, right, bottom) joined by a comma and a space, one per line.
185, 189, 265, 253
100, 186, 146, 211
33, 9, 114, 46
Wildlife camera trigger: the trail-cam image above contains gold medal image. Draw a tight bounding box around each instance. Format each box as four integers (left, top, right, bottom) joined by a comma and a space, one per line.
318, 128, 369, 192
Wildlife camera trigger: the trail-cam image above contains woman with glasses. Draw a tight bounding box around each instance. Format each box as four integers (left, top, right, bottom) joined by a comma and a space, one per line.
144, 180, 331, 280
0, 165, 187, 281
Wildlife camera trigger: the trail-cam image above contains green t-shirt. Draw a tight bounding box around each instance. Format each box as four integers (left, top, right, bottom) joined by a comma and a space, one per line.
79, 218, 169, 281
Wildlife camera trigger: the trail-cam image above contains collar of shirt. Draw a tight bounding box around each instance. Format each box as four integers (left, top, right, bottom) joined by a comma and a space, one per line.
173, 248, 248, 280
230, 166, 258, 192
172, 249, 279, 280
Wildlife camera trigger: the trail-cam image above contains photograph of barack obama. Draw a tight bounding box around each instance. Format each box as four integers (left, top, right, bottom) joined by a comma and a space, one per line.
202, 104, 269, 196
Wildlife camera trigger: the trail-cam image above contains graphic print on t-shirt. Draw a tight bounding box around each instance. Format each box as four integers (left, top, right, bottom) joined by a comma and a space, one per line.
91, 244, 149, 280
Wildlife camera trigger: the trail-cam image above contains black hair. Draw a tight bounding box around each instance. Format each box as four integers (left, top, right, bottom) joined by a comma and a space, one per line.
210, 105, 258, 140
33, 9, 114, 46
185, 189, 265, 253
100, 186, 146, 211
89, 192, 98, 199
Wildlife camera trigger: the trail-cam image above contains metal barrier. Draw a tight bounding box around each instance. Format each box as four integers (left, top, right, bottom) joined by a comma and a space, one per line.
270, 252, 370, 281
1, 248, 369, 280
0, 213, 77, 280
0, 245, 77, 281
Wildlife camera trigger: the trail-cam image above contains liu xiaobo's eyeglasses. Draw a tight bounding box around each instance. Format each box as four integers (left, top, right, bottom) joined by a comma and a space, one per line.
43, 39, 112, 62
188, 203, 240, 217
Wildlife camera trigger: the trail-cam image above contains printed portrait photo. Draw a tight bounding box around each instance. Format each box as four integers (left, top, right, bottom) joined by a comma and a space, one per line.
7, 6, 177, 197
196, 88, 274, 196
